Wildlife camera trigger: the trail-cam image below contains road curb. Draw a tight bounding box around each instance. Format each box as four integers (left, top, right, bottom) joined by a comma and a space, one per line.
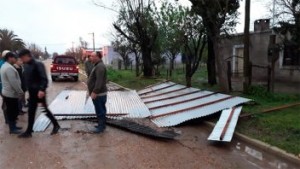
204, 121, 300, 166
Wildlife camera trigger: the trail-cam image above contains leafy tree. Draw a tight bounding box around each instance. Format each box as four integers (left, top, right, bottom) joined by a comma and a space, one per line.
0, 29, 25, 52
182, 10, 207, 87
113, 0, 158, 77
189, 0, 240, 91
156, 1, 185, 77
274, 0, 300, 44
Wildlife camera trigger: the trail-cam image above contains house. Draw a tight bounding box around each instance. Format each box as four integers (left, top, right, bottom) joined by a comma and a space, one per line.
219, 19, 300, 93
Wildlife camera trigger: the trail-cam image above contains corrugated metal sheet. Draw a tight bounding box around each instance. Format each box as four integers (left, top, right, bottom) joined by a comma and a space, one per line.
138, 82, 176, 95
34, 90, 151, 132
34, 90, 87, 132
85, 90, 151, 118
208, 107, 242, 142
139, 82, 251, 127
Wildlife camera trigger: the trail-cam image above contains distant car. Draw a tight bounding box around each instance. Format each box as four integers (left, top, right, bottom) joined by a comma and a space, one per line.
50, 55, 79, 82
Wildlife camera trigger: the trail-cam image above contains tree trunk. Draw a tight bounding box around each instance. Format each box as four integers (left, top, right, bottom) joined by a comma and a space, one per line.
169, 57, 175, 77
141, 47, 153, 77
214, 38, 229, 92
135, 57, 139, 77
185, 59, 192, 87
243, 0, 251, 93
207, 36, 217, 85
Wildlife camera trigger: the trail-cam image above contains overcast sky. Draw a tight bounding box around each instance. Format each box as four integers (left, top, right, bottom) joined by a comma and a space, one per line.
0, 0, 271, 54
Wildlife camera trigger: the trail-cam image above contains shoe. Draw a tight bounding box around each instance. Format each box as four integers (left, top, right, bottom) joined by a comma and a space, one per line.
90, 127, 105, 134
18, 132, 32, 138
10, 129, 22, 134
51, 125, 60, 135
15, 126, 22, 130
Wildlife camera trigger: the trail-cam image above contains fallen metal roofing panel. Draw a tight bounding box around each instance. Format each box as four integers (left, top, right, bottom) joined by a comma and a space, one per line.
84, 90, 151, 118
150, 97, 249, 127
138, 82, 250, 127
140, 84, 186, 99
34, 90, 151, 132
146, 91, 215, 109
208, 107, 242, 142
33, 90, 88, 132
142, 88, 200, 103
149, 93, 231, 117
138, 82, 176, 95
107, 119, 179, 139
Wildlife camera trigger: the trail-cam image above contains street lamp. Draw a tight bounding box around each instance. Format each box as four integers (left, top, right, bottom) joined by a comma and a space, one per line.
88, 32, 95, 51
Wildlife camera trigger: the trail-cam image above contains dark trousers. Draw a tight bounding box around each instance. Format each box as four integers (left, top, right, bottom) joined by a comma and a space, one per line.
92, 95, 107, 129
1, 94, 8, 123
25, 90, 58, 133
3, 96, 19, 126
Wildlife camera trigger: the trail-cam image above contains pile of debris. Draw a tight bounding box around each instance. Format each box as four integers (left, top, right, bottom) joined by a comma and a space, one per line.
33, 81, 251, 141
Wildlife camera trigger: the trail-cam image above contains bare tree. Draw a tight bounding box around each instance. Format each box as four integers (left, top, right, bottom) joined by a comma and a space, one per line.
27, 43, 44, 59
112, 0, 158, 77
182, 11, 207, 87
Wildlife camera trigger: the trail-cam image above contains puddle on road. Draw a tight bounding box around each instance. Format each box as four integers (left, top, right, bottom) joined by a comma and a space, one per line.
233, 141, 298, 169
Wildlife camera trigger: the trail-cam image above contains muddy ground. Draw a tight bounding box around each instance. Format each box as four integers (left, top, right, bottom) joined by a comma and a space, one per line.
0, 60, 298, 169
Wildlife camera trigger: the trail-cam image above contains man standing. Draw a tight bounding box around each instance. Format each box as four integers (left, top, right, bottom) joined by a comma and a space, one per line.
14, 57, 26, 114
87, 52, 107, 133
1, 52, 24, 134
18, 49, 60, 138
84, 55, 93, 77
0, 50, 10, 124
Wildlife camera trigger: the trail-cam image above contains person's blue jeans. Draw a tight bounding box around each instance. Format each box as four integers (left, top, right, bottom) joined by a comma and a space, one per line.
92, 95, 107, 129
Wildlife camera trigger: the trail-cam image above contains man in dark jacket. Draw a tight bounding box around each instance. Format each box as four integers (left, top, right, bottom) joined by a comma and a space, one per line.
87, 51, 107, 133
84, 55, 93, 77
18, 49, 60, 138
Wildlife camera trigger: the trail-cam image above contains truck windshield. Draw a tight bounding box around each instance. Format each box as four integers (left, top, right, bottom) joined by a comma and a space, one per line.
54, 57, 76, 65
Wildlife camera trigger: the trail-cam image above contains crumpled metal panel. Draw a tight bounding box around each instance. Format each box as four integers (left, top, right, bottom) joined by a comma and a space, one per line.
138, 82, 176, 95
208, 106, 242, 142
150, 97, 249, 127
84, 90, 151, 118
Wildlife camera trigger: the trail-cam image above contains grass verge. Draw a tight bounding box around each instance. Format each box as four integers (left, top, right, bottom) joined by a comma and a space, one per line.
91, 66, 300, 155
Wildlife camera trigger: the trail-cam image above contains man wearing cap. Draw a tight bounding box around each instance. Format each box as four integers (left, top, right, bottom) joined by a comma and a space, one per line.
0, 52, 24, 134
18, 49, 60, 138
0, 50, 10, 124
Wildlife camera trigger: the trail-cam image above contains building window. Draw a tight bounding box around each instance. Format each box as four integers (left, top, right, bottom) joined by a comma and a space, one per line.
282, 44, 300, 66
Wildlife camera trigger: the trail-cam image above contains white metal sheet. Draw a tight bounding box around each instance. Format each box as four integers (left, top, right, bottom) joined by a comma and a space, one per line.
85, 90, 151, 118
146, 90, 214, 109
138, 82, 175, 95
150, 93, 229, 117
140, 84, 186, 98
142, 88, 200, 103
207, 107, 242, 142
150, 97, 250, 127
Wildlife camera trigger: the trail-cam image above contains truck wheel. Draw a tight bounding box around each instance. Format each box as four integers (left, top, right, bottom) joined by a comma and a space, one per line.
73, 77, 78, 82
51, 76, 57, 82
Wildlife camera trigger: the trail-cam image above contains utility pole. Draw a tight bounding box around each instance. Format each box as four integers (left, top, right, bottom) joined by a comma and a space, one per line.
272, 0, 276, 27
243, 0, 251, 93
89, 32, 95, 51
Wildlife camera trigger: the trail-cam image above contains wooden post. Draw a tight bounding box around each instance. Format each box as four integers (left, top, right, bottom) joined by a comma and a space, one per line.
267, 65, 271, 92
227, 61, 232, 92
243, 0, 251, 92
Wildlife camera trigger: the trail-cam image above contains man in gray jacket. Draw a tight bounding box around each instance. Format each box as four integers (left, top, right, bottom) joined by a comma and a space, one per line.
1, 52, 24, 134
87, 51, 107, 133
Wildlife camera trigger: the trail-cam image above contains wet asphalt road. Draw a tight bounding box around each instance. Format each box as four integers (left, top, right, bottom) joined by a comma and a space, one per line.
0, 60, 298, 169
